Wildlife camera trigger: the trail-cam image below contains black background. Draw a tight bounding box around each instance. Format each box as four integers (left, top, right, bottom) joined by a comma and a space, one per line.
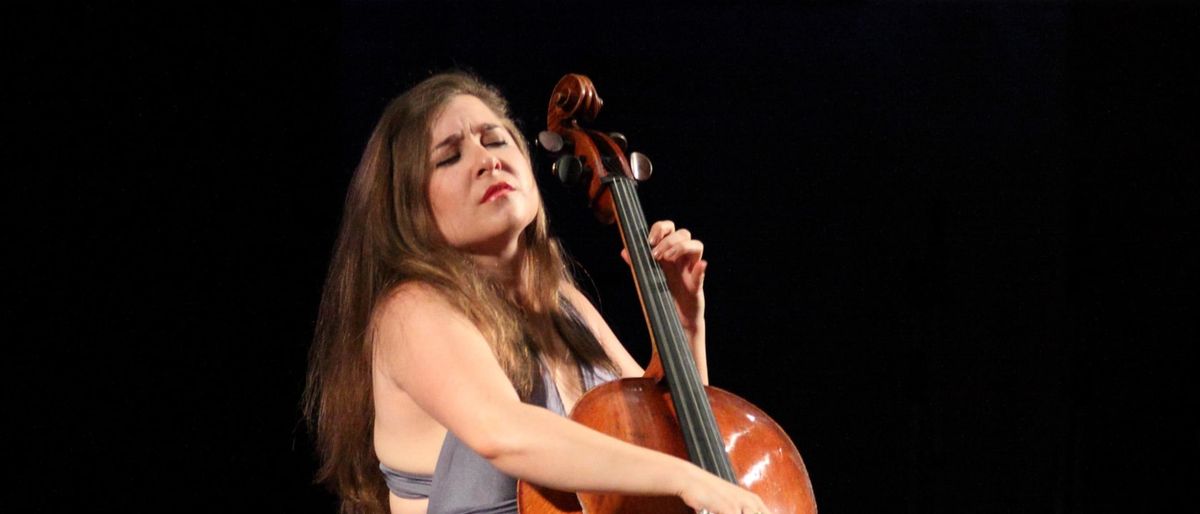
13, 1, 1196, 512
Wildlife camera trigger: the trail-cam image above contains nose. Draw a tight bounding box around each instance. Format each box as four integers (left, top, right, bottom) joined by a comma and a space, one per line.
476, 152, 501, 177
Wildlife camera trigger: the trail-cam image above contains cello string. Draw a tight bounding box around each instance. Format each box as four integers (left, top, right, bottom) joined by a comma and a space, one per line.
618, 181, 716, 468
612, 178, 732, 476
611, 179, 705, 466
610, 179, 709, 465
618, 179, 737, 480
625, 182, 733, 480
616, 178, 727, 474
628, 181, 734, 480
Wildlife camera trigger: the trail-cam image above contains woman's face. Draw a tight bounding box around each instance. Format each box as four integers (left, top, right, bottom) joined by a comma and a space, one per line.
426, 94, 539, 255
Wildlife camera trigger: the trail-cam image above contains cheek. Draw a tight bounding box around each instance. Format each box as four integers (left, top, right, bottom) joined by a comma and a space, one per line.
514, 158, 539, 196
528, 182, 542, 207
427, 179, 458, 225
516, 167, 541, 209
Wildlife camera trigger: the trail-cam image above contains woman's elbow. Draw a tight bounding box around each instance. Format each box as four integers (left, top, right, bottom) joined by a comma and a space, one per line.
471, 431, 512, 461
462, 404, 534, 461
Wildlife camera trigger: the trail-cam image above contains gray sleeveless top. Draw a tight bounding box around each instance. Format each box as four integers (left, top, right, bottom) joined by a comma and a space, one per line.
380, 364, 616, 513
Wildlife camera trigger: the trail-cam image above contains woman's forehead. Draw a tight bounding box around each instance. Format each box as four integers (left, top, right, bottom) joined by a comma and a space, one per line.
430, 95, 504, 139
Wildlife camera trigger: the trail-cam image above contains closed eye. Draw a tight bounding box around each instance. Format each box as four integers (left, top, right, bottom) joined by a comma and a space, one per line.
433, 127, 508, 167
435, 153, 460, 167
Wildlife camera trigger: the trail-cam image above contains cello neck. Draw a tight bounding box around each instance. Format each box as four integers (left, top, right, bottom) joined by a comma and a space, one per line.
603, 174, 738, 482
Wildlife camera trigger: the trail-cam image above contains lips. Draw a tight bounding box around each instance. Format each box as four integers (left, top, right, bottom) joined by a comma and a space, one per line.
480, 182, 514, 203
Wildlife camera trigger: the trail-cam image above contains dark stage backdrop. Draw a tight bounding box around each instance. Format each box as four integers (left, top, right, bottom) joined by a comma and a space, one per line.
14, 2, 1195, 513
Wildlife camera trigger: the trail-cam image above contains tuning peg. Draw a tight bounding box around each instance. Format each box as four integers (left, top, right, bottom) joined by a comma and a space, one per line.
537, 131, 566, 153
608, 132, 628, 151
553, 155, 584, 186
630, 152, 652, 181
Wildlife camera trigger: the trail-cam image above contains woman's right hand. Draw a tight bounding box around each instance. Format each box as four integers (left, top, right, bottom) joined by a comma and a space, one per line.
676, 465, 771, 514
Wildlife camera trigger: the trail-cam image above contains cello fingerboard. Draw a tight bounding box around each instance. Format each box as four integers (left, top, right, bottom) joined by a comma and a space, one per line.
603, 174, 738, 483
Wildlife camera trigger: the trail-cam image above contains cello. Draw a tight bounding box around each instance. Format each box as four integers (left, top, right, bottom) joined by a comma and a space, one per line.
516, 74, 818, 514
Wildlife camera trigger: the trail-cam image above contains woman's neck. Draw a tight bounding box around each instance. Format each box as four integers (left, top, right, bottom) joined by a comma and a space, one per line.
468, 242, 525, 289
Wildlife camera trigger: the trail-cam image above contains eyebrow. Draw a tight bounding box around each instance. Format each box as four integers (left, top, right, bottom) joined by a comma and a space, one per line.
432, 123, 502, 152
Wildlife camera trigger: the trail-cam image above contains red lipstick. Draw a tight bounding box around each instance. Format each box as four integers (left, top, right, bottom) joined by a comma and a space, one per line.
481, 182, 514, 203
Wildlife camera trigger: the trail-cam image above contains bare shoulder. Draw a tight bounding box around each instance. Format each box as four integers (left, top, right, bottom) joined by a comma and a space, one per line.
558, 280, 591, 312
379, 281, 454, 317
375, 281, 471, 337
559, 281, 644, 377
559, 281, 605, 332
373, 282, 478, 381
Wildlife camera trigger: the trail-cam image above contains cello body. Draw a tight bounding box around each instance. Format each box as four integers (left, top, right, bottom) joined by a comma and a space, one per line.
519, 379, 816, 514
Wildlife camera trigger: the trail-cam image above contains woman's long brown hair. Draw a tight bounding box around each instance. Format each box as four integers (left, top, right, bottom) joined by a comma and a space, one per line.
303, 72, 617, 514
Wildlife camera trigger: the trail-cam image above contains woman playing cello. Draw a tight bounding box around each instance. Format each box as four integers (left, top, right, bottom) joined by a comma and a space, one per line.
303, 71, 769, 514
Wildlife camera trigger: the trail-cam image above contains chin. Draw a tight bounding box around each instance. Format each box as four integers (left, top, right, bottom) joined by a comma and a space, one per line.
444, 206, 540, 252
458, 224, 529, 254
497, 203, 538, 232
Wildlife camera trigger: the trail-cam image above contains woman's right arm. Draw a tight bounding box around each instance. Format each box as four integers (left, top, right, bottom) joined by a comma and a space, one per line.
373, 282, 767, 514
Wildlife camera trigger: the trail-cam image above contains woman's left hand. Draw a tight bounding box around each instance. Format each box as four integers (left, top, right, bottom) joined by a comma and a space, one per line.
621, 220, 707, 330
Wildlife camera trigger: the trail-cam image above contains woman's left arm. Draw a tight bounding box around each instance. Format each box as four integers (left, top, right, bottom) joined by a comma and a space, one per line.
623, 220, 709, 384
